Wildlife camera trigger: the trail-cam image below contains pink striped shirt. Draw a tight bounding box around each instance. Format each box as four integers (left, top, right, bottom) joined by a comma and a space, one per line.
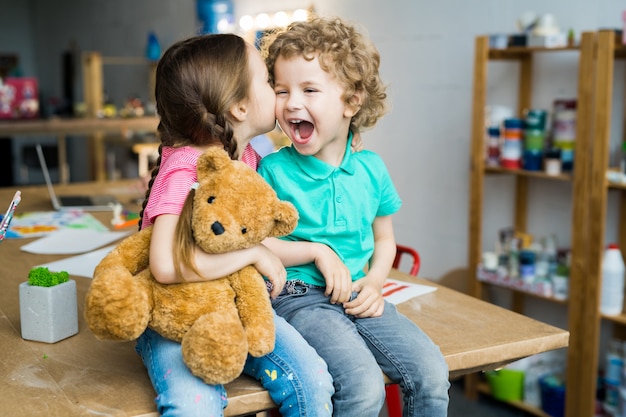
141, 144, 260, 229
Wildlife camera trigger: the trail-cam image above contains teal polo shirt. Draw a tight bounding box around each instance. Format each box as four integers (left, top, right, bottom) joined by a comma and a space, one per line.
258, 135, 402, 287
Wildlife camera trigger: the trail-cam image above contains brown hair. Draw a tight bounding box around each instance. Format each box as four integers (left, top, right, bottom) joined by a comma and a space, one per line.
138, 34, 252, 280
261, 16, 387, 131
138, 34, 250, 231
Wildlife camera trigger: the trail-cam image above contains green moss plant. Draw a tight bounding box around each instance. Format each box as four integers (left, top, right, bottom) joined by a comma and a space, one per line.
28, 267, 69, 287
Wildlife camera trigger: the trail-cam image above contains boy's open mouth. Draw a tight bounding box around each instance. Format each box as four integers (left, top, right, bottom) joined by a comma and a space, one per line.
290, 120, 314, 144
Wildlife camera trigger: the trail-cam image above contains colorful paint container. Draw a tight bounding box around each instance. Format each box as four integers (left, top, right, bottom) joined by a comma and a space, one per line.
501, 118, 523, 169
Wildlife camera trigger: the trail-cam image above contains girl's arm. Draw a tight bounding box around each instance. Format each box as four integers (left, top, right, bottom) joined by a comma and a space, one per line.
343, 215, 396, 318
262, 237, 353, 304
150, 214, 287, 297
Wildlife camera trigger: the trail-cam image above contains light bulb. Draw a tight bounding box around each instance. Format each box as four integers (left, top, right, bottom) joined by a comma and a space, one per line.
255, 13, 270, 29
239, 15, 254, 31
273, 11, 289, 27
292, 9, 308, 22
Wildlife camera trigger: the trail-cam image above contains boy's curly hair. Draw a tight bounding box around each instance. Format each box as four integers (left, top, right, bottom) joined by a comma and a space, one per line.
261, 16, 387, 131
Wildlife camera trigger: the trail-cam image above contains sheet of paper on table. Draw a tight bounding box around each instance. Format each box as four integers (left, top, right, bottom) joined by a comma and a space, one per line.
382, 278, 437, 305
6, 210, 108, 239
20, 228, 129, 254
37, 245, 116, 278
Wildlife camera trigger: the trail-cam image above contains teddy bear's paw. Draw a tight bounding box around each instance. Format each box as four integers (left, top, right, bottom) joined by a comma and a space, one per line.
85, 267, 152, 341
246, 324, 276, 357
181, 312, 249, 385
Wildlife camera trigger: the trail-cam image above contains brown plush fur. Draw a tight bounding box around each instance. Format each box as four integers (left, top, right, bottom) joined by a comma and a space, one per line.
85, 148, 298, 385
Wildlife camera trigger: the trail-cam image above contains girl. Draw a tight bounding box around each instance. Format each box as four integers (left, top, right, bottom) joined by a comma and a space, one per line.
136, 33, 334, 417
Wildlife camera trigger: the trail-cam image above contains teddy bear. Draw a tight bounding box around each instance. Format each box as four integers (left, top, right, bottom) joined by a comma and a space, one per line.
84, 147, 299, 385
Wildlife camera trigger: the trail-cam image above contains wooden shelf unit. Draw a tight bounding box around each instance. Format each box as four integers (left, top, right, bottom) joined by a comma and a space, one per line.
466, 31, 626, 417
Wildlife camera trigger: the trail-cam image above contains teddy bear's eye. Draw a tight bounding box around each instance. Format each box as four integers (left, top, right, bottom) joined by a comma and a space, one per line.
207, 196, 216, 204
241, 227, 247, 234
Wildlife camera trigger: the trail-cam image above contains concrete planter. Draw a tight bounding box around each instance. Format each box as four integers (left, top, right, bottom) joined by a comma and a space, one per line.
19, 279, 78, 343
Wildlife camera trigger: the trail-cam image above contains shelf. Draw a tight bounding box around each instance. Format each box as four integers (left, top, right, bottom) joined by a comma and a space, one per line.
485, 166, 572, 181
0, 116, 159, 136
489, 45, 579, 60
478, 279, 569, 305
467, 31, 612, 417
476, 381, 551, 417
602, 313, 626, 325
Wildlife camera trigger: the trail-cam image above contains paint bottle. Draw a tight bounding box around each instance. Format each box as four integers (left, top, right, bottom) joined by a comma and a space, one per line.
519, 250, 536, 285
600, 244, 625, 316
501, 118, 523, 169
486, 126, 501, 167
552, 99, 577, 172
605, 340, 624, 411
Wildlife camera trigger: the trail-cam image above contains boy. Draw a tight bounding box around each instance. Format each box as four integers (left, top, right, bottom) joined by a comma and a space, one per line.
259, 16, 449, 417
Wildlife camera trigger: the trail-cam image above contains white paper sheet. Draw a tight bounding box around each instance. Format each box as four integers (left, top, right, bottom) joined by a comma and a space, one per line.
20, 229, 129, 255
382, 278, 437, 305
37, 245, 116, 278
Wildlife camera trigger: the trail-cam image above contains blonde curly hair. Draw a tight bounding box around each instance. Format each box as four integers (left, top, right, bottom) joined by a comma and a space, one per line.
261, 16, 387, 131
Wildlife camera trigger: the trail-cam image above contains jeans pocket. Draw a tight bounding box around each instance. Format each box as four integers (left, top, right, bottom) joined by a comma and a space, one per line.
272, 280, 310, 309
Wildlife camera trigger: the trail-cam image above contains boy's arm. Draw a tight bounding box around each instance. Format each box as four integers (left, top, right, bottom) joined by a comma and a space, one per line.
343, 215, 396, 318
150, 214, 286, 297
263, 237, 353, 304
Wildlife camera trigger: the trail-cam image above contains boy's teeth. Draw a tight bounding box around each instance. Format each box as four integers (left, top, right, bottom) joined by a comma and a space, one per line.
294, 126, 302, 141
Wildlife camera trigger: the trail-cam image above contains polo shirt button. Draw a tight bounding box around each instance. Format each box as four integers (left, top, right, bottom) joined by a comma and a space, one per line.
336, 196, 342, 203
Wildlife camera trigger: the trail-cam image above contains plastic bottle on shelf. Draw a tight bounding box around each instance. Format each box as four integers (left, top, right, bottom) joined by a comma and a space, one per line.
605, 339, 624, 413
501, 118, 523, 169
600, 244, 626, 316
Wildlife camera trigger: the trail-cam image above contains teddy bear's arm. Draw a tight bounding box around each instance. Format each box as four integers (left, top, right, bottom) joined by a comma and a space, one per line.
85, 228, 154, 341
228, 265, 276, 357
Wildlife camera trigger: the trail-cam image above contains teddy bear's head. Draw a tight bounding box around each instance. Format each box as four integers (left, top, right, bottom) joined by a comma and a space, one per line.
177, 147, 298, 255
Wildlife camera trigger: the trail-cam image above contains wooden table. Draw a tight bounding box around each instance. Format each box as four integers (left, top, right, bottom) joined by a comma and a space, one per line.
0, 182, 569, 417
0, 117, 159, 183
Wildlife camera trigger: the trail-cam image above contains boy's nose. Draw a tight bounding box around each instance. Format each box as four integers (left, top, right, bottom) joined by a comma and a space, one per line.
286, 95, 303, 111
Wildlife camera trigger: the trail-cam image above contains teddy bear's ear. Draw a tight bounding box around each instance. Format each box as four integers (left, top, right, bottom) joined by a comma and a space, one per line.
269, 201, 299, 237
196, 148, 232, 181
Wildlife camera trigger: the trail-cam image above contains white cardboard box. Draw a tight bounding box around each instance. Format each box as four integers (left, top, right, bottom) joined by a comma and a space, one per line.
527, 33, 567, 48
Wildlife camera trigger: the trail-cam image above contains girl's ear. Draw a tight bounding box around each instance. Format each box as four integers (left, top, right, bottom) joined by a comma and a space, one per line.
344, 90, 364, 118
229, 100, 248, 122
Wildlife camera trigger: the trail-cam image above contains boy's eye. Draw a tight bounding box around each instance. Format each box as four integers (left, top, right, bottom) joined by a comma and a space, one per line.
207, 196, 216, 204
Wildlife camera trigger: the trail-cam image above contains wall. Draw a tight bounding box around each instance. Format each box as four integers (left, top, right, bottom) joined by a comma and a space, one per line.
1, 0, 625, 284
234, 0, 625, 286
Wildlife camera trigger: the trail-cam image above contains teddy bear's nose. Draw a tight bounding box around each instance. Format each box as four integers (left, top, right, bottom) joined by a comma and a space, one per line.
211, 221, 225, 235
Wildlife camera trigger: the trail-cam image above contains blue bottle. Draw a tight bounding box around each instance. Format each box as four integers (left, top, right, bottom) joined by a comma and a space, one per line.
146, 32, 161, 62
197, 0, 234, 34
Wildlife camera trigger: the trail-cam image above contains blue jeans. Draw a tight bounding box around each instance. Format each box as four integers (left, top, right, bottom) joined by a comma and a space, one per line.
272, 283, 450, 417
135, 313, 334, 417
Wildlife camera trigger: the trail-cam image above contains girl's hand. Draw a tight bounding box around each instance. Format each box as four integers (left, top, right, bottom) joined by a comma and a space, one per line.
314, 245, 352, 304
252, 244, 287, 298
350, 130, 364, 153
343, 277, 385, 318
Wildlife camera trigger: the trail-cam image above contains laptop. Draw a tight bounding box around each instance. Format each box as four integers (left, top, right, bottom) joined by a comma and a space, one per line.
36, 144, 119, 211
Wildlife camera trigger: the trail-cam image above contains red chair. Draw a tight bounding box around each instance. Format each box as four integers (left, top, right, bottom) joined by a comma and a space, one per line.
385, 244, 421, 417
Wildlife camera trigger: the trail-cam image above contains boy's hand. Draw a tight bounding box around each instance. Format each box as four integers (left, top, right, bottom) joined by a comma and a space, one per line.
343, 277, 385, 318
350, 130, 364, 153
314, 245, 352, 304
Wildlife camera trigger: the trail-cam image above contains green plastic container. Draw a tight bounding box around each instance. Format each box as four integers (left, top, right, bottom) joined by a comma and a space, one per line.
524, 129, 545, 151
485, 369, 525, 401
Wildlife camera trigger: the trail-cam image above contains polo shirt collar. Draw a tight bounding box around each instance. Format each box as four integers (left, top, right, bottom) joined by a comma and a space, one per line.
292, 131, 356, 180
